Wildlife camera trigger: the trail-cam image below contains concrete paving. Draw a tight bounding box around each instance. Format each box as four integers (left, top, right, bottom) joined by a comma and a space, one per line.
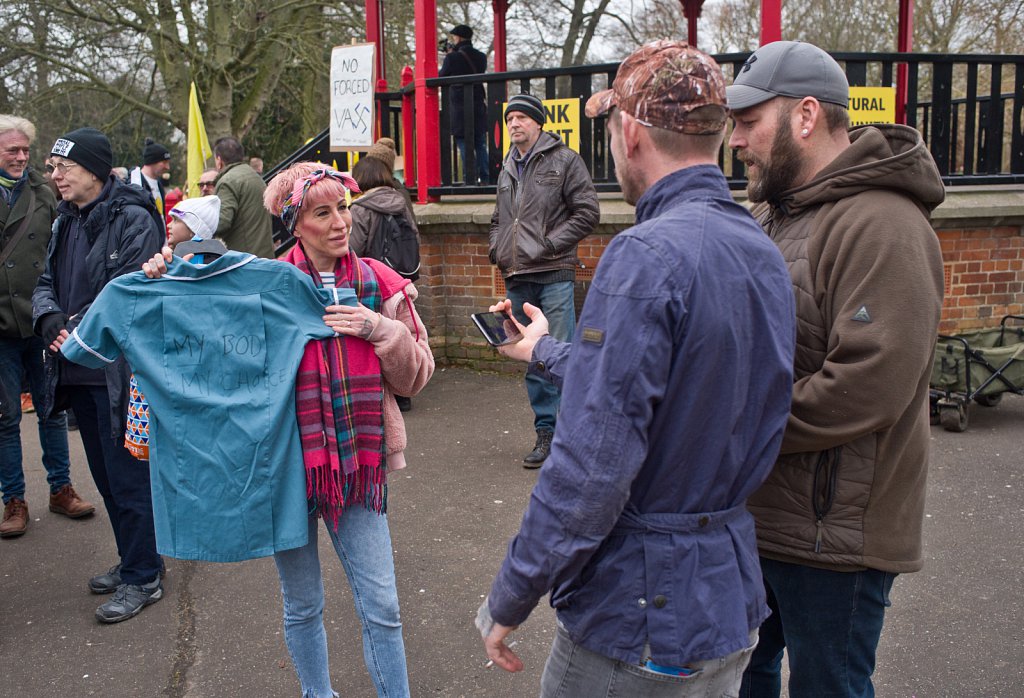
1, 366, 1021, 697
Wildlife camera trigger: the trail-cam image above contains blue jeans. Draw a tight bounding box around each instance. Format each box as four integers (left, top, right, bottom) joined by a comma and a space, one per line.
65, 385, 161, 585
0, 336, 71, 503
739, 558, 896, 698
541, 623, 758, 697
456, 131, 489, 184
274, 510, 410, 698
507, 280, 576, 432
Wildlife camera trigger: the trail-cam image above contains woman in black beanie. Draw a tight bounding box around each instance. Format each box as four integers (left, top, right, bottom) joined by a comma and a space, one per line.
34, 126, 166, 624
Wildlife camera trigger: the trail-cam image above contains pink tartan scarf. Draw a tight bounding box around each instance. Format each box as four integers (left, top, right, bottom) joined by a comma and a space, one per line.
286, 244, 402, 527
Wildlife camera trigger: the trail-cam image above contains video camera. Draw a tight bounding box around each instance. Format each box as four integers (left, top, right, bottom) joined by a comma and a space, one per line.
438, 37, 454, 53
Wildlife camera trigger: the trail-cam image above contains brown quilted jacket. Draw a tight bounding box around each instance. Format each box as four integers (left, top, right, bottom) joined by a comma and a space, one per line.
747, 125, 945, 573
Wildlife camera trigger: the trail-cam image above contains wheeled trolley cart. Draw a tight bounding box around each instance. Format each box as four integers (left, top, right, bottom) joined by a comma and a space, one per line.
930, 315, 1024, 431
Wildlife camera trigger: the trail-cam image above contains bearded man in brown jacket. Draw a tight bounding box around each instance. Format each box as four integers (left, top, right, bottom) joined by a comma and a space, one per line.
727, 42, 945, 698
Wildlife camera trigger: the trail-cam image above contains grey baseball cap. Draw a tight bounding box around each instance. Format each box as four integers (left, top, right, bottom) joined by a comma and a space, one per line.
726, 41, 849, 110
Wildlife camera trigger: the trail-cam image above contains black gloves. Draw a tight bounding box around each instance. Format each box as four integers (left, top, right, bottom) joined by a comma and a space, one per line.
38, 313, 67, 349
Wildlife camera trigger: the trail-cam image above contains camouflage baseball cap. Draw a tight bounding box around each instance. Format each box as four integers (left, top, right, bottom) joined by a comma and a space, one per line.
585, 41, 728, 135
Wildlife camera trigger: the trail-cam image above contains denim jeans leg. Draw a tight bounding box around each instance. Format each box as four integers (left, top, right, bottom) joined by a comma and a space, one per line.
0, 338, 27, 503
508, 281, 575, 431
474, 131, 490, 183
739, 576, 785, 697
538, 281, 577, 344
541, 623, 757, 698
454, 137, 472, 184
741, 557, 896, 698
526, 281, 575, 431
508, 283, 553, 431
274, 516, 337, 698
325, 506, 410, 698
24, 337, 70, 492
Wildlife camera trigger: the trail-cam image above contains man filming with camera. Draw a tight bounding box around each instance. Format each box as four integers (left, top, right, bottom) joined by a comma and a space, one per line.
439, 24, 489, 184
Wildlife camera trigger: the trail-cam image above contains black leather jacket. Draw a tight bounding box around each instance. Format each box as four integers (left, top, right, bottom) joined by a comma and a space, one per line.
488, 132, 599, 279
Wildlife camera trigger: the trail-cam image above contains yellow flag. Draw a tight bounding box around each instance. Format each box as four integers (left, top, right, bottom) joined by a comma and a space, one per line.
187, 82, 213, 198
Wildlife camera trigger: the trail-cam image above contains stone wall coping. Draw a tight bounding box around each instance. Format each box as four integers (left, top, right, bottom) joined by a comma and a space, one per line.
928, 186, 1024, 229
412, 186, 1024, 232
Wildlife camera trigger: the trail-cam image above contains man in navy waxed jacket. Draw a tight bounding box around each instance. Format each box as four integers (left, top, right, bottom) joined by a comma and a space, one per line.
476, 42, 797, 696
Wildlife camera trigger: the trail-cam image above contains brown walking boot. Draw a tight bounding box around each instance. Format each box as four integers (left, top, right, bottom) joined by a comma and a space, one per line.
49, 485, 96, 519
1, 499, 29, 538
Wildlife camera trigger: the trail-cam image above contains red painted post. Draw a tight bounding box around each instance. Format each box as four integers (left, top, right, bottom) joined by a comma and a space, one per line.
414, 0, 440, 203
759, 0, 782, 45
401, 66, 417, 187
365, 0, 388, 141
492, 0, 509, 72
365, 0, 387, 85
376, 77, 389, 141
896, 0, 914, 124
680, 0, 703, 48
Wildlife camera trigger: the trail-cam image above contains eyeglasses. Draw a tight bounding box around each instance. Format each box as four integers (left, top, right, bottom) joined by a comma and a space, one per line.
198, 180, 216, 190
47, 161, 81, 176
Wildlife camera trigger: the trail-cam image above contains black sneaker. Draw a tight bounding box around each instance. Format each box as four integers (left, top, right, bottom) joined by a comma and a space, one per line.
95, 577, 163, 623
523, 430, 554, 469
89, 564, 122, 594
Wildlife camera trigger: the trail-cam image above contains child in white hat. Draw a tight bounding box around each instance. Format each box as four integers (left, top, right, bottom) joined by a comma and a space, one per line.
167, 195, 221, 249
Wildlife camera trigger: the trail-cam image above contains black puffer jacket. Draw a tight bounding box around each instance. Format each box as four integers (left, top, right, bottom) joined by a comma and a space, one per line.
32, 176, 163, 438
489, 131, 599, 279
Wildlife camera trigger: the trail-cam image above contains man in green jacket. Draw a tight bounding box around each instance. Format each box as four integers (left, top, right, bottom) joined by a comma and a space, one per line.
0, 114, 95, 538
213, 136, 274, 258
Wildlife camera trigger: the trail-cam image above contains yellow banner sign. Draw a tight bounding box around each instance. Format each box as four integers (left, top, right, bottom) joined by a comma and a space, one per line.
848, 86, 896, 126
502, 98, 581, 153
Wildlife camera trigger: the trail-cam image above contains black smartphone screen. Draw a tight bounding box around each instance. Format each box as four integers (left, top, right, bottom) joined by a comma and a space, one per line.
471, 311, 523, 346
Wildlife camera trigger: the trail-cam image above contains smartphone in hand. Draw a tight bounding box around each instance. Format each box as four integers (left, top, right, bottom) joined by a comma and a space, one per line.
471, 310, 523, 346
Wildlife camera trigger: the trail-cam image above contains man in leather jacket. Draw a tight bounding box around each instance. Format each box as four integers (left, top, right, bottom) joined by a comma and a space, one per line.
488, 93, 599, 467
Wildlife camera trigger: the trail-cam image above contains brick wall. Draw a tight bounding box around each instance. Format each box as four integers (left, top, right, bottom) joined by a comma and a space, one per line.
414, 189, 1024, 367
937, 227, 1024, 333
414, 226, 617, 373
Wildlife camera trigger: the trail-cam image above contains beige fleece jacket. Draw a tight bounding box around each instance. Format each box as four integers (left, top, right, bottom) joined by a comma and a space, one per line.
365, 282, 434, 471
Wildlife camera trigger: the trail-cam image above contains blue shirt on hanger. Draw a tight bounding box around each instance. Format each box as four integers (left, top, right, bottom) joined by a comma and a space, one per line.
62, 252, 354, 562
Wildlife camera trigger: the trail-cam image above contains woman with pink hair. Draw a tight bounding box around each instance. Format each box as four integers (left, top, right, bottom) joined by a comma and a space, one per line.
143, 161, 432, 696
260, 162, 432, 697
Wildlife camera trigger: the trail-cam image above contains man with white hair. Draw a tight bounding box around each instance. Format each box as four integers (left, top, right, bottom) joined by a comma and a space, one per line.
0, 114, 95, 539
